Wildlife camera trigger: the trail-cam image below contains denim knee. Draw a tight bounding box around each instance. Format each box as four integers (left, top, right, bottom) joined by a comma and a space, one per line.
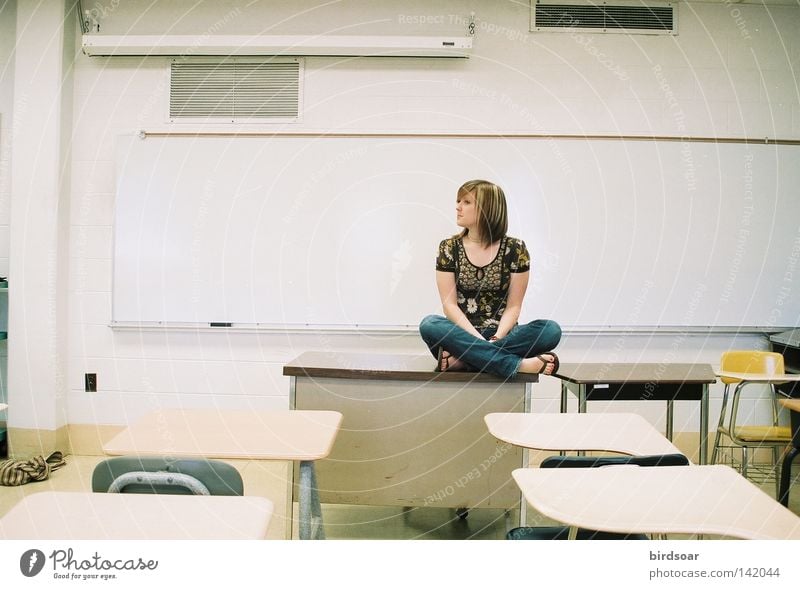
419, 314, 440, 336
541, 320, 562, 349
419, 314, 446, 344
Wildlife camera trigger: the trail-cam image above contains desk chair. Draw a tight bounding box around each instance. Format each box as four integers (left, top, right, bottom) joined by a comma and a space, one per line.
778, 399, 800, 506
507, 453, 690, 540
0, 403, 7, 458
710, 351, 791, 495
92, 457, 244, 496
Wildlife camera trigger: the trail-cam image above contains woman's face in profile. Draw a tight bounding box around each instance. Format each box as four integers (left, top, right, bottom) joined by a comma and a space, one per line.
456, 191, 478, 229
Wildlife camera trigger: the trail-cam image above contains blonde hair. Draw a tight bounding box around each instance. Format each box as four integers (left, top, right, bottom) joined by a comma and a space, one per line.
457, 179, 508, 246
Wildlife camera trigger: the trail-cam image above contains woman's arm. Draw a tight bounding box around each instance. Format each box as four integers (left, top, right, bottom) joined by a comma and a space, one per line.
436, 271, 484, 339
493, 271, 529, 340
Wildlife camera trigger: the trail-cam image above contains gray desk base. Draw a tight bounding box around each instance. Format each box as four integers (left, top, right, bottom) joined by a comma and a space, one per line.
290, 376, 532, 530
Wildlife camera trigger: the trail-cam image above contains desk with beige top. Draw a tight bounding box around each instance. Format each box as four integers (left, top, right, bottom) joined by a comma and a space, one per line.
485, 412, 684, 457
513, 464, 800, 540
283, 351, 538, 520
103, 408, 342, 540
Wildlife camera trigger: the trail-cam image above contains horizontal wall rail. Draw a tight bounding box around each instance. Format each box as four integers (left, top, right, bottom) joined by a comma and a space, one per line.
138, 130, 800, 146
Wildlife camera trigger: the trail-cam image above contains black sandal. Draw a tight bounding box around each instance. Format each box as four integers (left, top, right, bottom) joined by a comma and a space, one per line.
435, 348, 467, 372
536, 353, 560, 375
435, 347, 449, 372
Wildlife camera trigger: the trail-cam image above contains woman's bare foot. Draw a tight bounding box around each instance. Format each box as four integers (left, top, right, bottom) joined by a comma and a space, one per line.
518, 353, 559, 375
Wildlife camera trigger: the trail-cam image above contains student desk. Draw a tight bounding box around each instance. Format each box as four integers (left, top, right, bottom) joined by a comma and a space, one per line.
103, 408, 342, 540
555, 363, 716, 464
778, 397, 800, 507
513, 464, 800, 540
486, 412, 685, 528
284, 351, 537, 517
484, 412, 683, 457
0, 491, 273, 539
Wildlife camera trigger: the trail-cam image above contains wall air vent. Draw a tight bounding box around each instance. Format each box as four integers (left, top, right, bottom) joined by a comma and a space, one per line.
169, 59, 301, 122
531, 1, 677, 35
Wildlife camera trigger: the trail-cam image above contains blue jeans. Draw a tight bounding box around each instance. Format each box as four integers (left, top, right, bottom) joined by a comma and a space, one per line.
418, 315, 562, 379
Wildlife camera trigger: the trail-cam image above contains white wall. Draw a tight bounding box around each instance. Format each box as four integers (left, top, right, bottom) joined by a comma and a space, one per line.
10, 0, 800, 430
0, 1, 15, 273
0, 0, 15, 406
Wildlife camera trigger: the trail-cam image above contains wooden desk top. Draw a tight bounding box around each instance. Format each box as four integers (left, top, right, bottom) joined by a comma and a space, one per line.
485, 412, 683, 457
0, 491, 273, 540
556, 363, 716, 385
103, 408, 342, 461
513, 465, 800, 540
283, 351, 539, 383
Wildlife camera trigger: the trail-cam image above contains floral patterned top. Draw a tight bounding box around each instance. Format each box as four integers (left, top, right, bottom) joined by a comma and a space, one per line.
436, 235, 531, 330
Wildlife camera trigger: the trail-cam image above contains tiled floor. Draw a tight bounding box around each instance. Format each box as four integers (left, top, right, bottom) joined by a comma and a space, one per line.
1, 454, 798, 540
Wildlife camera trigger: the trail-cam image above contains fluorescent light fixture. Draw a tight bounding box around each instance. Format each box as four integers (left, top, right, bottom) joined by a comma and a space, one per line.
81, 34, 473, 57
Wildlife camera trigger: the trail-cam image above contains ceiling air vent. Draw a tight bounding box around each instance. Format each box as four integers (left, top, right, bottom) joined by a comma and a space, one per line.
169, 58, 301, 122
532, 1, 677, 35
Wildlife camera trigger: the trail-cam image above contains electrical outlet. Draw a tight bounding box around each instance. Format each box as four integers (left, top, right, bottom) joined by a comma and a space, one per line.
85, 373, 97, 392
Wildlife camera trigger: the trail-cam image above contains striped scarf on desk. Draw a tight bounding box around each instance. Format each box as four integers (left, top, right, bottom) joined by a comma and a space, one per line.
0, 451, 66, 486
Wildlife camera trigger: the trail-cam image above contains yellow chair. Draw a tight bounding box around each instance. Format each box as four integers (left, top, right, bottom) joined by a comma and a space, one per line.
710, 351, 791, 495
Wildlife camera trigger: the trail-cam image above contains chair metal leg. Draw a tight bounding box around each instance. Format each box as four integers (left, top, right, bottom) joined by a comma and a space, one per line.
568, 526, 578, 540
770, 384, 780, 424
710, 384, 731, 465
710, 432, 721, 464
773, 445, 781, 499
700, 384, 710, 464
299, 460, 325, 540
666, 400, 674, 441
741, 446, 749, 480
779, 446, 800, 507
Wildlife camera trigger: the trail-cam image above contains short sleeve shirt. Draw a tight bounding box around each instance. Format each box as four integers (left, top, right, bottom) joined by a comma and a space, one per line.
436, 235, 531, 330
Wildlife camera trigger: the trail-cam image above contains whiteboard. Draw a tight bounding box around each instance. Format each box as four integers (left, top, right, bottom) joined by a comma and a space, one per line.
113, 134, 800, 328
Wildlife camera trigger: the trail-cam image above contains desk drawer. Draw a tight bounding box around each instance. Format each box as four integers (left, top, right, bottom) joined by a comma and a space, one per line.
585, 381, 704, 401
